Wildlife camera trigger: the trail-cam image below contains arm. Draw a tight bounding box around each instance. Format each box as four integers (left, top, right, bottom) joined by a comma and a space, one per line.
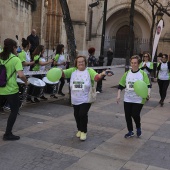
17, 70, 28, 85
116, 89, 121, 104
22, 61, 35, 66
39, 59, 53, 66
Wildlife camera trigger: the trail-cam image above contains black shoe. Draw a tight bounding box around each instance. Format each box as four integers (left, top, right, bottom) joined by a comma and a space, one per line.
40, 96, 48, 100
58, 92, 65, 96
3, 133, 20, 141
34, 98, 40, 102
50, 95, 58, 99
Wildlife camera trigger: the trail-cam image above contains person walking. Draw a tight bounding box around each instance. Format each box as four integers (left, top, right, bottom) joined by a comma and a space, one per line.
53, 44, 66, 96
62, 56, 113, 141
139, 53, 153, 100
157, 54, 170, 107
0, 38, 28, 140
117, 55, 150, 138
107, 48, 114, 66
27, 29, 39, 57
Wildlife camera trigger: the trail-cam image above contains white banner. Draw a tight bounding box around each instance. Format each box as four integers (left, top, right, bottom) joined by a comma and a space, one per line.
152, 19, 164, 61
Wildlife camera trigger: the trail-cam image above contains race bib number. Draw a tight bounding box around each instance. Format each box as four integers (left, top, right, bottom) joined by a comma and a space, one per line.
72, 81, 85, 91
127, 81, 134, 91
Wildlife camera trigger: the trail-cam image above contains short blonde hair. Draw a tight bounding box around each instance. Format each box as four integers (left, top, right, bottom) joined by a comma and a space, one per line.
130, 55, 141, 64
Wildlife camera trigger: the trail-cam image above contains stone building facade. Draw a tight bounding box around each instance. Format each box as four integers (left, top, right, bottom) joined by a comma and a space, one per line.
1, 0, 170, 59
68, 0, 170, 58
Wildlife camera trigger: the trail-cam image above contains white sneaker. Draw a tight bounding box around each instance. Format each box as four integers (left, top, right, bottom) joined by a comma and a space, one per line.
76, 131, 81, 138
80, 132, 87, 141
96, 91, 100, 94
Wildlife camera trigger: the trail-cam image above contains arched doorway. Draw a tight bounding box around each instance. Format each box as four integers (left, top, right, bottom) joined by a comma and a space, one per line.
115, 25, 134, 58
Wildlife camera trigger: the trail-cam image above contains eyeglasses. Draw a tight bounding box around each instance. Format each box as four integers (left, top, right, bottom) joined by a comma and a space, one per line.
77, 61, 85, 64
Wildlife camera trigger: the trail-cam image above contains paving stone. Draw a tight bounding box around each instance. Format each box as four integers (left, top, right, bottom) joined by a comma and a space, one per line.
0, 142, 78, 170
130, 140, 170, 169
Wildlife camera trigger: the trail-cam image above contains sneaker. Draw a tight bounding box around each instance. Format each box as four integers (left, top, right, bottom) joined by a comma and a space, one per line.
40, 96, 48, 100
3, 133, 20, 141
34, 98, 40, 103
58, 92, 65, 96
137, 128, 142, 137
160, 100, 164, 107
50, 95, 58, 99
124, 131, 134, 138
76, 131, 81, 138
80, 132, 87, 141
96, 91, 100, 94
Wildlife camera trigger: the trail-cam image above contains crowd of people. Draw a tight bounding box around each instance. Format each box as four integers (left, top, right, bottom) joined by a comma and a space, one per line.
0, 29, 170, 141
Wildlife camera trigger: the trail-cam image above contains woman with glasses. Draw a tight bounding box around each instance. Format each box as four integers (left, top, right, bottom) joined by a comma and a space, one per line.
139, 53, 153, 100
63, 56, 113, 141
157, 54, 170, 107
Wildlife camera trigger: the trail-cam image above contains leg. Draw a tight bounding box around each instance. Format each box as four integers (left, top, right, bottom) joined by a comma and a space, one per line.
79, 103, 91, 133
73, 105, 81, 131
124, 102, 133, 131
58, 77, 65, 95
157, 79, 164, 101
131, 103, 143, 129
161, 80, 170, 102
4, 93, 20, 140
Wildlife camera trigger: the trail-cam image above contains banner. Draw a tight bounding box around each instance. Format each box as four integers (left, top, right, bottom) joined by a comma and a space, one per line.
152, 19, 164, 61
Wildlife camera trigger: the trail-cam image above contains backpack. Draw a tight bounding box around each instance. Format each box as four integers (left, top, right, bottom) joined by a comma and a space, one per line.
0, 57, 15, 87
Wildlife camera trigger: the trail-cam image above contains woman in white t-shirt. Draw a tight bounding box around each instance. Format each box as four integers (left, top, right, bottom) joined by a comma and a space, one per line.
157, 54, 170, 106
18, 38, 34, 72
117, 55, 150, 139
63, 56, 113, 141
53, 44, 66, 97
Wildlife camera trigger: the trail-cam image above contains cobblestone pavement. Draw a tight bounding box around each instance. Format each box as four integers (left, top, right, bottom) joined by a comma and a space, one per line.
0, 68, 170, 170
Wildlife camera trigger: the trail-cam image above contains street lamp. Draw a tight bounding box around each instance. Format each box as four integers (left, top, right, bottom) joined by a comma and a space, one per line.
97, 0, 108, 92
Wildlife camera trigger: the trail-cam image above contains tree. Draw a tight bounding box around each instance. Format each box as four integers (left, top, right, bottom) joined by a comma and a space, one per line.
59, 0, 76, 63
125, 0, 136, 71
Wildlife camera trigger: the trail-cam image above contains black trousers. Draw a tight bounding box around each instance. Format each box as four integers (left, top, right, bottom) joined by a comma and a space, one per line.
107, 58, 113, 66
58, 77, 65, 93
73, 103, 91, 133
124, 102, 143, 132
0, 93, 19, 135
158, 79, 170, 102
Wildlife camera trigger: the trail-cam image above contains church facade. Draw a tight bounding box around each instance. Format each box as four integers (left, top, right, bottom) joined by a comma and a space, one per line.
1, 0, 170, 58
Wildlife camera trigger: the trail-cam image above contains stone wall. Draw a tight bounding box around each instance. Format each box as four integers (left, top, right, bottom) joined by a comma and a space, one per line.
0, 0, 32, 46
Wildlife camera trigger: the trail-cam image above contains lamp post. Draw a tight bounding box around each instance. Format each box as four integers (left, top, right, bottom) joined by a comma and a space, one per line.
98, 0, 108, 92
153, 10, 164, 81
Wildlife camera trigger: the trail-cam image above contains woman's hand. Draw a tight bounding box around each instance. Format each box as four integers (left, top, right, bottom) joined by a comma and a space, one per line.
116, 89, 121, 104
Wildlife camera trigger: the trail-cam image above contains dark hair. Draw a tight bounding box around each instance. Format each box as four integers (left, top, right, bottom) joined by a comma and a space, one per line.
163, 54, 168, 59
130, 55, 141, 64
158, 53, 163, 58
88, 47, 95, 55
74, 56, 87, 67
32, 45, 44, 59
0, 38, 17, 60
56, 44, 64, 55
22, 38, 29, 48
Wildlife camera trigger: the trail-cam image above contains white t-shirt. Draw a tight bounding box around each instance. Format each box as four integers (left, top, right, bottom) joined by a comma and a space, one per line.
124, 70, 144, 103
142, 62, 151, 75
57, 54, 66, 70
158, 63, 170, 80
23, 51, 31, 72
40, 58, 46, 71
70, 69, 91, 105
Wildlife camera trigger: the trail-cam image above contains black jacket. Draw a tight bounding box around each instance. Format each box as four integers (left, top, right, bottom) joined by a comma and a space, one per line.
27, 34, 39, 52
